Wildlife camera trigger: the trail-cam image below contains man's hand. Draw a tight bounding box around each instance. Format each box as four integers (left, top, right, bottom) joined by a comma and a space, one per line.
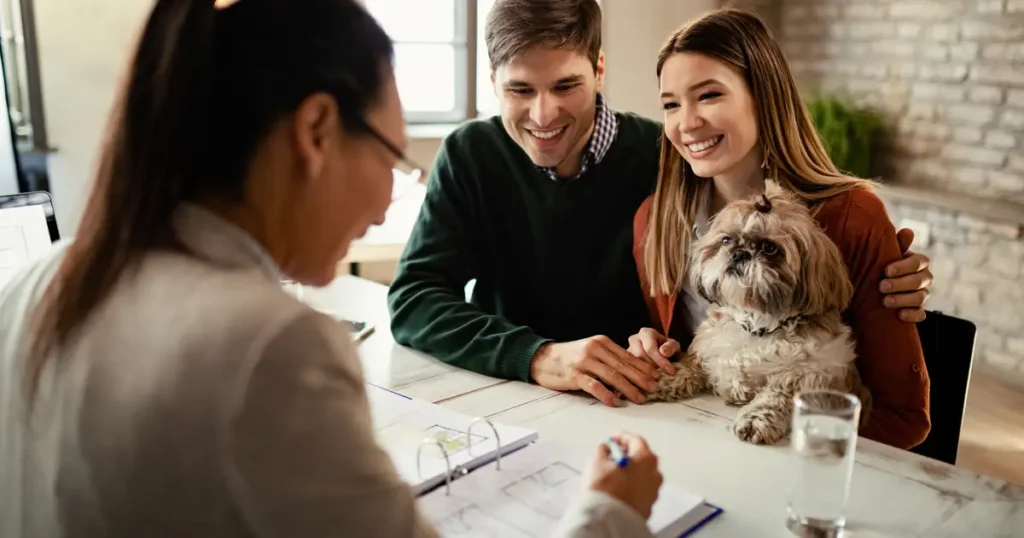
626, 328, 680, 376
529, 336, 661, 407
881, 228, 933, 323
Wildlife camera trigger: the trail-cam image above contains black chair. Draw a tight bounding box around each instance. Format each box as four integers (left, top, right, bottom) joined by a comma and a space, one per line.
908, 310, 977, 465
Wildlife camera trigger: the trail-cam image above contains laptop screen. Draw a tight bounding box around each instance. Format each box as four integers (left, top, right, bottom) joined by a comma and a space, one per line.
0, 191, 59, 290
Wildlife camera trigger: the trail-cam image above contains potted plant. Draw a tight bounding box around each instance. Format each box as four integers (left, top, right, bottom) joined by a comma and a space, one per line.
805, 95, 886, 180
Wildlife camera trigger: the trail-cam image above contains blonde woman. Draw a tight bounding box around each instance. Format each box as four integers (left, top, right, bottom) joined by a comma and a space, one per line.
629, 9, 930, 450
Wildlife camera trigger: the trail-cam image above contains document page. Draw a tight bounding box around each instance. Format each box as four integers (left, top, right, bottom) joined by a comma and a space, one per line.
0, 204, 52, 290
418, 440, 714, 538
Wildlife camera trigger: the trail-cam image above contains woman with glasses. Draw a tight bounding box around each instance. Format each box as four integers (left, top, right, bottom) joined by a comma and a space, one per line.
0, 1, 664, 536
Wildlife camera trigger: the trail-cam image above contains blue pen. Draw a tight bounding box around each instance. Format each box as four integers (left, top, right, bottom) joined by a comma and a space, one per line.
605, 439, 629, 468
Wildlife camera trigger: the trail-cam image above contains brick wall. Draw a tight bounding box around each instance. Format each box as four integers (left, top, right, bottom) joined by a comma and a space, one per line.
778, 0, 1024, 204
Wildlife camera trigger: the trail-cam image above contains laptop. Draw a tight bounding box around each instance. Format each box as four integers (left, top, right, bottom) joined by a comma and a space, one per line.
0, 191, 59, 290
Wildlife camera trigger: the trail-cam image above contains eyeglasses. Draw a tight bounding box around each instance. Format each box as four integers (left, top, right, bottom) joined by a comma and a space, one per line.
352, 115, 424, 184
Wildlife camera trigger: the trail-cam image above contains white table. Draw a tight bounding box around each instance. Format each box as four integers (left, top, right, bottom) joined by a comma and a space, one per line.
303, 275, 1024, 537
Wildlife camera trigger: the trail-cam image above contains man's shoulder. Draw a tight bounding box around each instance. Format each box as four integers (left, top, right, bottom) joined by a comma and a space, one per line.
439, 116, 511, 158
614, 111, 663, 142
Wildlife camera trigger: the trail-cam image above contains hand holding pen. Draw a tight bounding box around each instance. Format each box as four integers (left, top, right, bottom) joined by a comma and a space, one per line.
584, 431, 664, 519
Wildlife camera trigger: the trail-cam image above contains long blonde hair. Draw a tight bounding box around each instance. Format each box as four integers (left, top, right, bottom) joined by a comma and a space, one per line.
642, 8, 875, 297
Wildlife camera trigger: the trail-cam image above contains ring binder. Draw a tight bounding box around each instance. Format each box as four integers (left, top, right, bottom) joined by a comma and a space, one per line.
416, 437, 454, 495
467, 417, 503, 471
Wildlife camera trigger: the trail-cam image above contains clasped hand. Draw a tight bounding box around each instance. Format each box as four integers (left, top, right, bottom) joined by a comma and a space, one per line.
529, 331, 680, 407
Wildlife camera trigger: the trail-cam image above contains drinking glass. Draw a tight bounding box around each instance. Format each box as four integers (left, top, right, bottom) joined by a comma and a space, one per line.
785, 389, 861, 537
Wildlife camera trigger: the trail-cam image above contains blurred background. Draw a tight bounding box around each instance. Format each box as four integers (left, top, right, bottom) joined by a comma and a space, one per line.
0, 0, 1020, 483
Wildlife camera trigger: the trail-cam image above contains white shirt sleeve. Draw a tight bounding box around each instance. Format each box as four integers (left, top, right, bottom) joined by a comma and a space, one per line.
222, 311, 439, 538
553, 490, 655, 538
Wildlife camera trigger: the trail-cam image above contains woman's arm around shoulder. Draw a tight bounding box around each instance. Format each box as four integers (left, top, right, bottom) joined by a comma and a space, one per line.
222, 309, 439, 537
828, 188, 931, 449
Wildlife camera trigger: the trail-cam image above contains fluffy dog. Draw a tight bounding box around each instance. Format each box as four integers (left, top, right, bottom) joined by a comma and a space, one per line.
649, 183, 871, 445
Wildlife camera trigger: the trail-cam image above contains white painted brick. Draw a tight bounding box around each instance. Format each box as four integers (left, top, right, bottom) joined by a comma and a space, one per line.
984, 130, 1018, 149
989, 171, 1024, 194
943, 104, 998, 126
951, 282, 982, 305
928, 24, 961, 43
811, 4, 840, 18
981, 43, 1024, 61
785, 23, 827, 38
986, 299, 1024, 331
977, 328, 1007, 351
988, 222, 1023, 239
893, 62, 918, 78
1002, 109, 1024, 129
951, 42, 982, 62
844, 5, 888, 18
962, 20, 1024, 40
953, 127, 985, 143
858, 64, 889, 79
959, 264, 993, 283
906, 102, 938, 120
952, 166, 989, 186
892, 2, 967, 19
916, 122, 953, 140
953, 243, 989, 265
784, 5, 810, 21
957, 215, 992, 233
846, 22, 896, 39
1009, 156, 1024, 172
1007, 90, 1024, 108
874, 40, 917, 58
920, 44, 950, 62
971, 63, 1024, 86
988, 242, 1024, 277
977, 0, 1007, 13
919, 63, 970, 82
985, 349, 1020, 370
969, 86, 1005, 104
1008, 337, 1024, 356
1011, 0, 1024, 11
898, 23, 923, 39
912, 82, 967, 102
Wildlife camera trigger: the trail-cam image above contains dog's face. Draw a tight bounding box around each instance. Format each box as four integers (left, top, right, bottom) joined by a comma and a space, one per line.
691, 184, 853, 318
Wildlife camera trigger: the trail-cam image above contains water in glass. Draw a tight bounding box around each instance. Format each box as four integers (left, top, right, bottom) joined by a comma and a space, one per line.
786, 391, 860, 538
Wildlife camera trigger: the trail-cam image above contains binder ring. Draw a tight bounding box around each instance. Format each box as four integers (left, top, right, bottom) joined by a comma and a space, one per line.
467, 417, 502, 471
416, 437, 453, 495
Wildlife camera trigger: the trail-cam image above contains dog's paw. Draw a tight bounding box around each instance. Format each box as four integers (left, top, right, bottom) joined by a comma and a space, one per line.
732, 406, 789, 445
647, 369, 703, 402
722, 384, 757, 406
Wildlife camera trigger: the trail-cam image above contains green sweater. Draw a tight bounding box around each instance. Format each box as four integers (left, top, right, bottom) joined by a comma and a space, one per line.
387, 113, 663, 382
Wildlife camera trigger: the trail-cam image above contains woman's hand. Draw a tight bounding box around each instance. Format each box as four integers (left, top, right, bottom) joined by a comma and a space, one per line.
583, 432, 664, 519
627, 328, 680, 376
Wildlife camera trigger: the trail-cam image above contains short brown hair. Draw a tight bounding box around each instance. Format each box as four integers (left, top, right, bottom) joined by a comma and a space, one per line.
485, 0, 602, 71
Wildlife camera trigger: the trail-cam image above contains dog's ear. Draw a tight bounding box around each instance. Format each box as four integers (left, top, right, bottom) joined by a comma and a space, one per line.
688, 246, 720, 305
794, 226, 853, 316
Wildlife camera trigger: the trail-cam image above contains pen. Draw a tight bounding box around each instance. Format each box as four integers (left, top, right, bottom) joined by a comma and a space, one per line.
604, 439, 629, 468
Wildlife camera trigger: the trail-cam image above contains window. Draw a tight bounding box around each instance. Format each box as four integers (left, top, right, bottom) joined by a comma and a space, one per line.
0, 0, 47, 152
365, 0, 598, 124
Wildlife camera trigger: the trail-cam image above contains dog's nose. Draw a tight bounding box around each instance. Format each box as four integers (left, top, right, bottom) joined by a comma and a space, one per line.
731, 249, 752, 264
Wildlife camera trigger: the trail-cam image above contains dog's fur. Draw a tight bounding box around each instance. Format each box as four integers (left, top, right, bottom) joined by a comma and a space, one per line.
649, 183, 871, 444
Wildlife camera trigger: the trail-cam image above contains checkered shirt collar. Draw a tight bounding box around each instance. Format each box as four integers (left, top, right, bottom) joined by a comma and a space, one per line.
540, 92, 619, 181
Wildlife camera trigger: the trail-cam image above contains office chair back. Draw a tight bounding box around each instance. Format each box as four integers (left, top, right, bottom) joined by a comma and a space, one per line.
909, 310, 977, 465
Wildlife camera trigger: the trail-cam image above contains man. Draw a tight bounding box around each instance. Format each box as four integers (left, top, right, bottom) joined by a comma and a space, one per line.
387, 0, 932, 407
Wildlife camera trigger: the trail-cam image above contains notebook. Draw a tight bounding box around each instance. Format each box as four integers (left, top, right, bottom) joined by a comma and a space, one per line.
366, 383, 723, 536
366, 383, 540, 496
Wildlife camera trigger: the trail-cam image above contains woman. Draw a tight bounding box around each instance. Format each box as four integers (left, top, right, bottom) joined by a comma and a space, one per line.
629, 9, 930, 450
0, 1, 663, 536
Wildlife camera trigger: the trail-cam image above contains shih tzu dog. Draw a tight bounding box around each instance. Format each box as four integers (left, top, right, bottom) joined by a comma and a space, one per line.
649, 182, 871, 445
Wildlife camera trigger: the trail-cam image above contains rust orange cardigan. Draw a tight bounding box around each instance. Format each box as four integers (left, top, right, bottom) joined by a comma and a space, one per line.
633, 188, 931, 450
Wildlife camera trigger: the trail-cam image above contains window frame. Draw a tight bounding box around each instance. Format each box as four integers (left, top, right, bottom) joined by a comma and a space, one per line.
395, 0, 478, 125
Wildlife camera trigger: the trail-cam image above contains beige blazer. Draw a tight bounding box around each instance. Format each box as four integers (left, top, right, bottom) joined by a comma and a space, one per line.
0, 204, 651, 538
